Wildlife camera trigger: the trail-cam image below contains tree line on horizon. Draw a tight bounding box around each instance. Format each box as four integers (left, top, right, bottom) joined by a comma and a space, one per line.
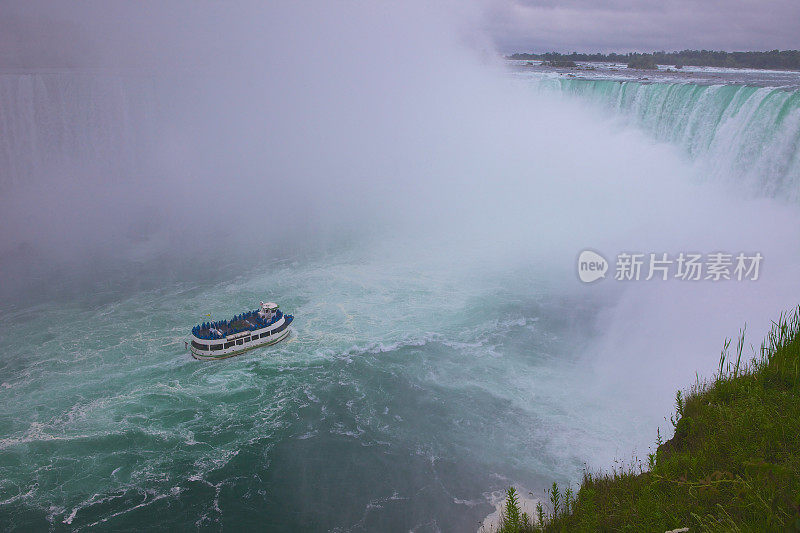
507, 50, 800, 70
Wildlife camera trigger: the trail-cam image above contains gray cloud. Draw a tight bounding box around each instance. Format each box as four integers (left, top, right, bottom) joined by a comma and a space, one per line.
486, 0, 800, 53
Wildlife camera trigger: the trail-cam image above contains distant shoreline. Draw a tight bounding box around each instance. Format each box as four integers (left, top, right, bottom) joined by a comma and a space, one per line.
506, 50, 800, 71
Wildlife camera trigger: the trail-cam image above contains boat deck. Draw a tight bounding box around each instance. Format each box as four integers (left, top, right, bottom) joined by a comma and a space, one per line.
192, 309, 283, 340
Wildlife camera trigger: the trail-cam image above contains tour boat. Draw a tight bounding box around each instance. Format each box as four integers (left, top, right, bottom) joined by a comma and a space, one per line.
188, 301, 294, 360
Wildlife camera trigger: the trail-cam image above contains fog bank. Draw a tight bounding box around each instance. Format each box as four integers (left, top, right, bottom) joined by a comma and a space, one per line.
3, 1, 800, 467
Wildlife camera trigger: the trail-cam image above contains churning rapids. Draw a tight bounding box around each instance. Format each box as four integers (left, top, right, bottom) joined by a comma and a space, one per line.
1, 62, 800, 531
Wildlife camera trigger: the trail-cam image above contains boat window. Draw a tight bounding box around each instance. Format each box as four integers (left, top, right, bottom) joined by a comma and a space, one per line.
236, 339, 243, 345
243, 336, 251, 343
224, 341, 234, 349
211, 343, 224, 351
191, 341, 209, 350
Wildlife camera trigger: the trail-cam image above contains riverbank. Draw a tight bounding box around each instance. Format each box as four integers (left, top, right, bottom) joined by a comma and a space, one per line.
507, 50, 800, 71
491, 307, 800, 531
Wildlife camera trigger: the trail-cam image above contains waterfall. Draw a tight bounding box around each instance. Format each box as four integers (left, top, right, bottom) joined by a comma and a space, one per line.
0, 72, 161, 189
536, 78, 800, 200
5, 71, 799, 200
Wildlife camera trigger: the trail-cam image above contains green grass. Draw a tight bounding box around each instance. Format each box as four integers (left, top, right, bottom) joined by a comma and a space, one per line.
492, 307, 800, 532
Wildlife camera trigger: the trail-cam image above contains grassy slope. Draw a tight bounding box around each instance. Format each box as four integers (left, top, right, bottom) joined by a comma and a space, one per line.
545, 309, 800, 532
494, 308, 800, 533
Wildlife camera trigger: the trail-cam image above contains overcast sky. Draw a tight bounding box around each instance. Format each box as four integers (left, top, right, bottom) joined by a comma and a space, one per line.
1, 0, 799, 68
486, 0, 800, 53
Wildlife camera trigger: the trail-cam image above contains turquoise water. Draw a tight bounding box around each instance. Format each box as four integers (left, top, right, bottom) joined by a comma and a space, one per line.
528, 77, 800, 198
0, 244, 609, 530
3, 68, 800, 531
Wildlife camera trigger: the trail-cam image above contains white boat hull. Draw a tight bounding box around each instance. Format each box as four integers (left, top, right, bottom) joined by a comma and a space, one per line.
190, 314, 293, 360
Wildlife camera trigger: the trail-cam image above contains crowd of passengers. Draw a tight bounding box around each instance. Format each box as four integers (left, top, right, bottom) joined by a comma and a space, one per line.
192, 309, 283, 340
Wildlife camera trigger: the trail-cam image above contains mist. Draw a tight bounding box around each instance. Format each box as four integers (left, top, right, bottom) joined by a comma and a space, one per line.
3, 0, 800, 478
